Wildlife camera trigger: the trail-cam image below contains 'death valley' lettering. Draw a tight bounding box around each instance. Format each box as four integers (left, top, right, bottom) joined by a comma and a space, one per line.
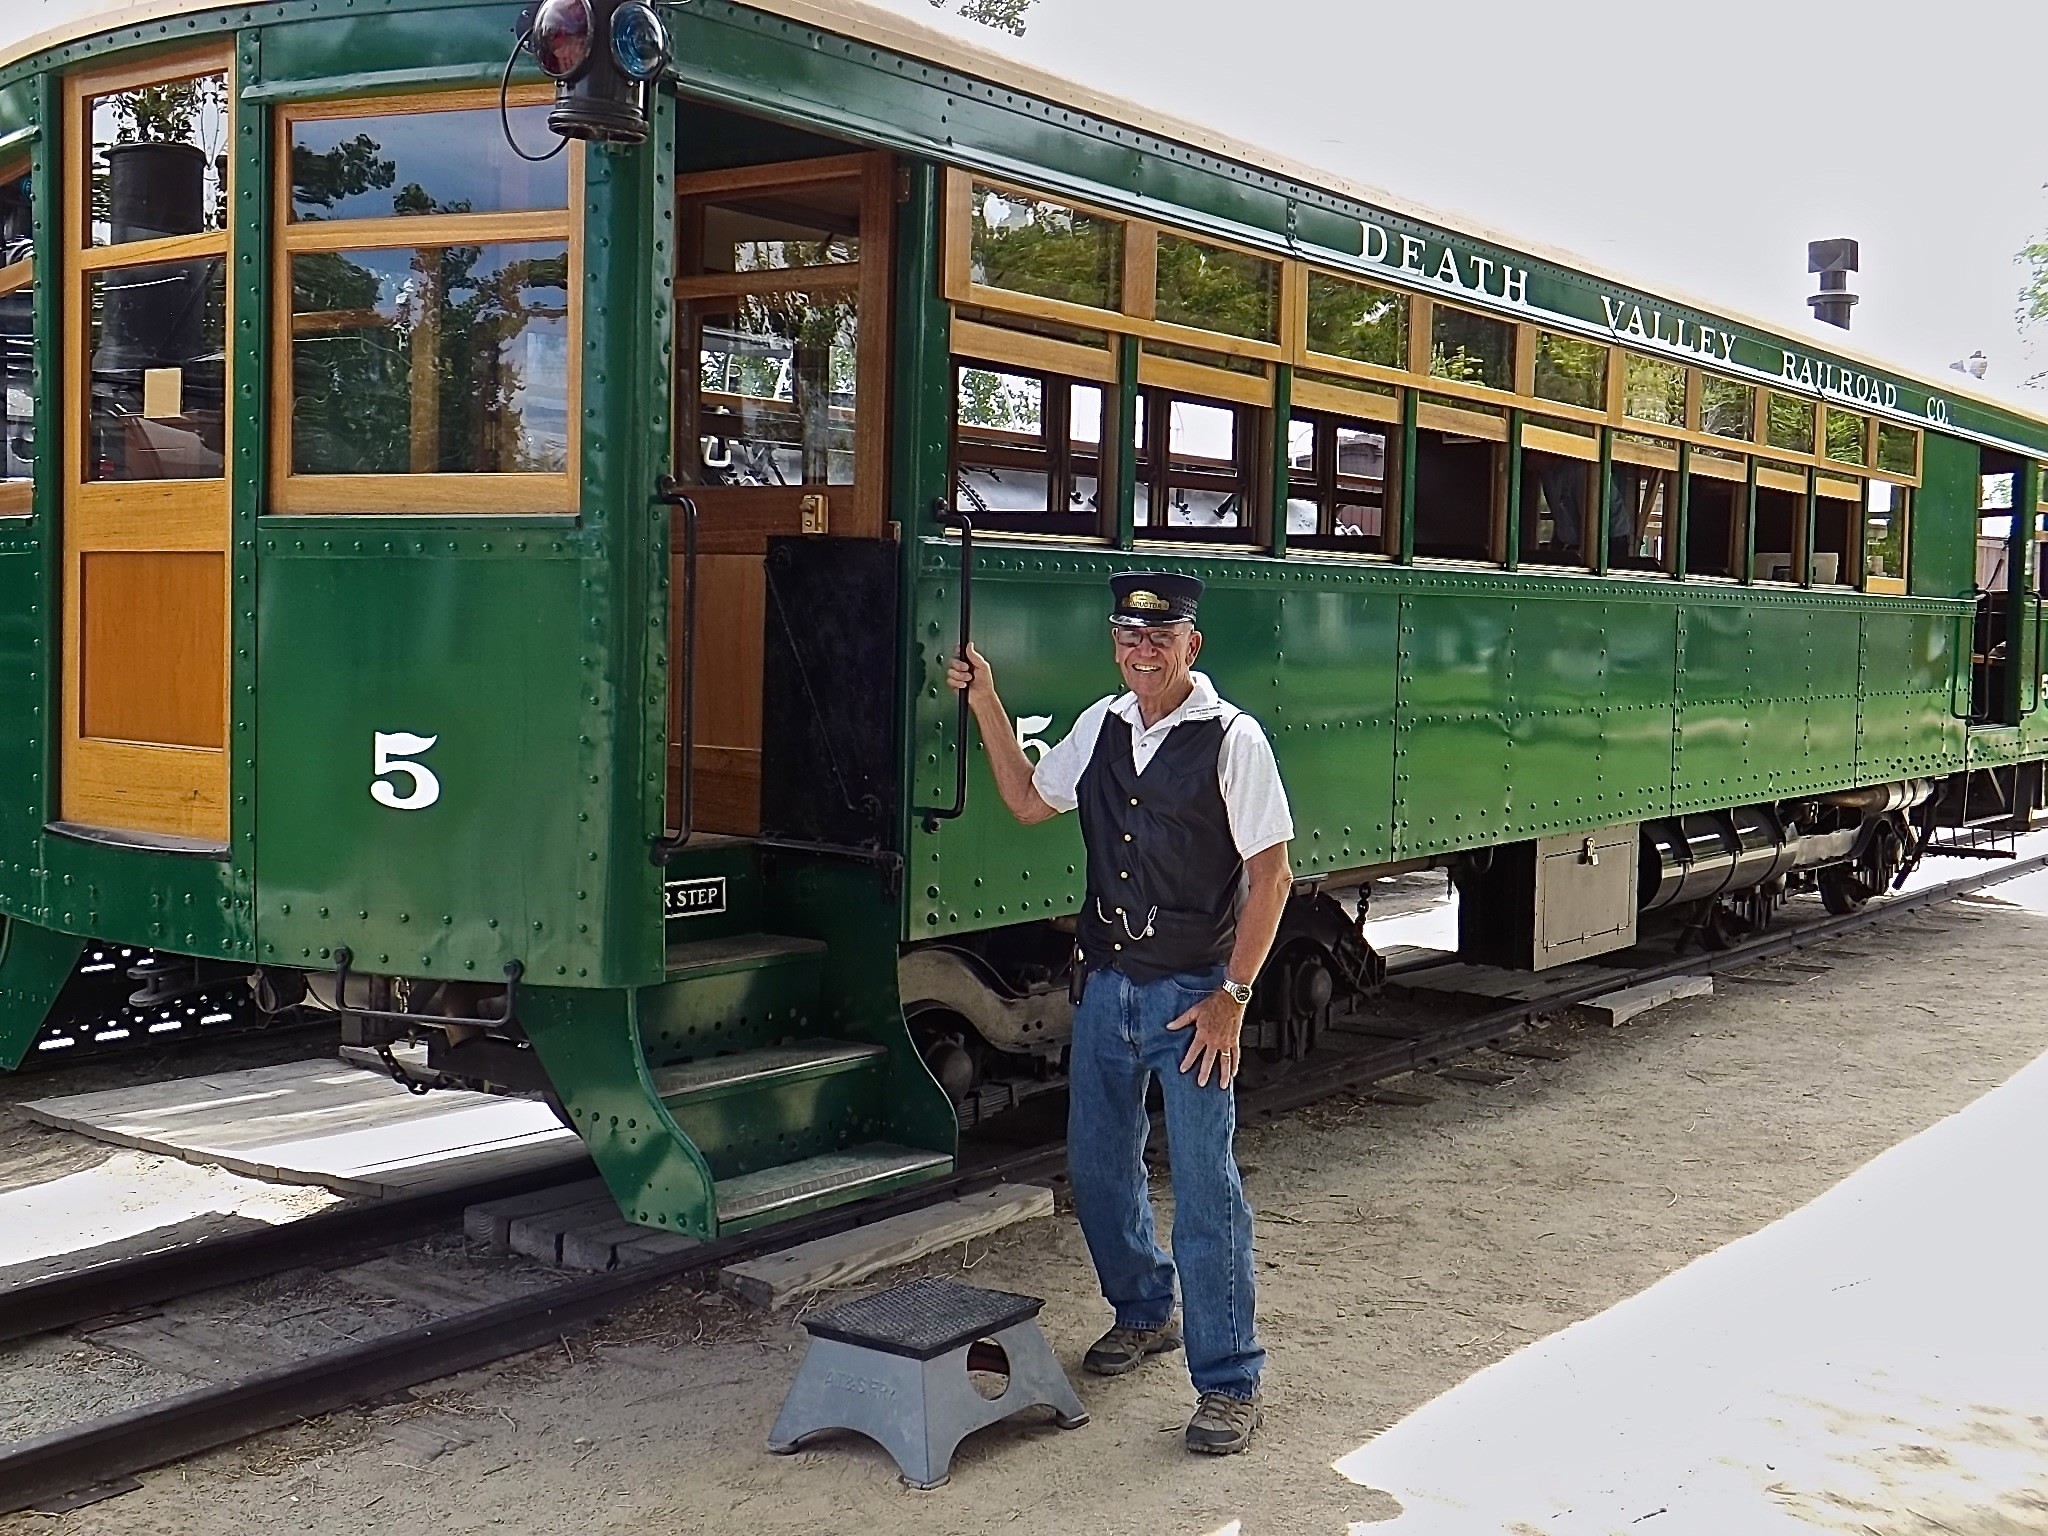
1362, 219, 1528, 305
1600, 296, 1736, 364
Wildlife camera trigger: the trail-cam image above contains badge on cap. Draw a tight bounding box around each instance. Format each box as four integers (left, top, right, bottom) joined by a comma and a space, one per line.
1122, 590, 1170, 613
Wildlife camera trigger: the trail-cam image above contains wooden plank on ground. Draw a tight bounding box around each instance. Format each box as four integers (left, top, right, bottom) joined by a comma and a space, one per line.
463, 1178, 612, 1249
720, 1183, 1053, 1310
21, 1059, 584, 1198
1565, 974, 1713, 1028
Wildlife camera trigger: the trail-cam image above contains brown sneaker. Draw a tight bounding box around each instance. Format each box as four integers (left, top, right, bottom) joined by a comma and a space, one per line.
1185, 1390, 1260, 1454
1082, 1319, 1182, 1376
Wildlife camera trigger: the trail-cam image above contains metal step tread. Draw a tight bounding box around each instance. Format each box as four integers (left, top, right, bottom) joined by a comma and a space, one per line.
715, 1144, 951, 1225
664, 932, 826, 978
650, 1040, 884, 1101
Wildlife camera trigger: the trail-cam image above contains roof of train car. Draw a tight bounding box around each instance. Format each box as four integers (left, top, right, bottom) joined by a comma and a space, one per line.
9, 0, 2048, 440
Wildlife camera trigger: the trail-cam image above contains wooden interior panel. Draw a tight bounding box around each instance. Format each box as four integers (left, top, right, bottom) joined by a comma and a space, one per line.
78, 550, 227, 749
686, 552, 766, 834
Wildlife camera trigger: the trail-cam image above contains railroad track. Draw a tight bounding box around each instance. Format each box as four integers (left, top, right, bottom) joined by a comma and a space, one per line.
3, 849, 2044, 1515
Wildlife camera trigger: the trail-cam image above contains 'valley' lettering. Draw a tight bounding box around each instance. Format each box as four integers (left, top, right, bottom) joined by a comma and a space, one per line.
1598, 296, 1736, 363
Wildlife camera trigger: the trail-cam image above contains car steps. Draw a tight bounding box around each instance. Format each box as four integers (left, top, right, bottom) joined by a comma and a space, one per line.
715, 1144, 952, 1228
649, 1040, 884, 1104
664, 932, 826, 979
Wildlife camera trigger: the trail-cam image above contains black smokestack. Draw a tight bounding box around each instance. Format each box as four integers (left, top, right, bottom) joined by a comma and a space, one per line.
1808, 239, 1859, 331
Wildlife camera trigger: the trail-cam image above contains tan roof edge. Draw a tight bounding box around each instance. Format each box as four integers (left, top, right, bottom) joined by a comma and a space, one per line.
7, 0, 2044, 428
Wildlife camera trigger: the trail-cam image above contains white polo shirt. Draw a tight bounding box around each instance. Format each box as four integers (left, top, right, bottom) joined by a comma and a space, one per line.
1029, 671, 1295, 860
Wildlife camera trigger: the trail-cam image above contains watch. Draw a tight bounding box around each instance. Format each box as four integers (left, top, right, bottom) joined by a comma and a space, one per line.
1220, 976, 1254, 1007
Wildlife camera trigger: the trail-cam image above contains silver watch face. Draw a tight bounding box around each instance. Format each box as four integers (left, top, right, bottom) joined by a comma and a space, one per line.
1223, 979, 1253, 1004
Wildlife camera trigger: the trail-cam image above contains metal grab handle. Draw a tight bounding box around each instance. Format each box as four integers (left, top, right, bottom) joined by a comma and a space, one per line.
919, 501, 974, 832
329, 947, 523, 1028
651, 478, 699, 864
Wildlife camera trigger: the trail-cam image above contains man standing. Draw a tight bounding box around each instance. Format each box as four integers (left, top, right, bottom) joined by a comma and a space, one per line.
946, 571, 1293, 1456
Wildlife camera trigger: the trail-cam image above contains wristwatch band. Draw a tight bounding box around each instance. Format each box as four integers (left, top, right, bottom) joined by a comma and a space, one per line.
1221, 976, 1254, 1006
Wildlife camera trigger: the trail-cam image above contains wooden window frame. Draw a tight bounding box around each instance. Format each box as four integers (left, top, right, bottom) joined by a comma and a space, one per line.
62, 45, 236, 842
1608, 460, 1678, 576
948, 356, 1111, 540
271, 86, 582, 516
0, 156, 29, 517
674, 153, 893, 541
944, 166, 1942, 552
1286, 405, 1395, 555
1132, 382, 1265, 546
1291, 372, 1401, 426
944, 168, 1284, 368
1862, 477, 1911, 595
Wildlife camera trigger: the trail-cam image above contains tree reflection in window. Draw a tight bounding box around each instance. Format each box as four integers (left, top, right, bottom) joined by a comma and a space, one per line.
290, 242, 570, 475
969, 184, 1121, 311
694, 291, 858, 487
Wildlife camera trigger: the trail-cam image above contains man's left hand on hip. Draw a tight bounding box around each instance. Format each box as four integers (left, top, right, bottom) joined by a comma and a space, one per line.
1167, 989, 1247, 1089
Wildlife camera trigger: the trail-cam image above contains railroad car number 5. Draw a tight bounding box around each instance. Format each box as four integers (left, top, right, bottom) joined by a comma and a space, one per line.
371, 731, 441, 811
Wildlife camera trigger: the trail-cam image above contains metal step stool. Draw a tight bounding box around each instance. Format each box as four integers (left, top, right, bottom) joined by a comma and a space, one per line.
766, 1276, 1088, 1488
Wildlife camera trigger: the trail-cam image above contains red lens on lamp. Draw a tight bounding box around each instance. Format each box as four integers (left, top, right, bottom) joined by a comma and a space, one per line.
530, 0, 595, 80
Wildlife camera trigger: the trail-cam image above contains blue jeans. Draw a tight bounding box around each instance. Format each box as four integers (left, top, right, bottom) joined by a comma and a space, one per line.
1067, 963, 1263, 1400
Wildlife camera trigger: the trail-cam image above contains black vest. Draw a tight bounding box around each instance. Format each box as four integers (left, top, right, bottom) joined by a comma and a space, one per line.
1075, 709, 1243, 983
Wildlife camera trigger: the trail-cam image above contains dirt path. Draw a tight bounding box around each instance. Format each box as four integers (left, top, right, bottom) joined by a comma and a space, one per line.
7, 894, 2045, 1536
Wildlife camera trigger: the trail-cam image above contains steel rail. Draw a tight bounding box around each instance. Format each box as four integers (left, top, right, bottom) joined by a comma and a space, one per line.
3, 849, 2044, 1513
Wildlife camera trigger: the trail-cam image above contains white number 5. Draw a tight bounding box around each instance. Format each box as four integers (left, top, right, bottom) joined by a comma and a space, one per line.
371, 731, 441, 811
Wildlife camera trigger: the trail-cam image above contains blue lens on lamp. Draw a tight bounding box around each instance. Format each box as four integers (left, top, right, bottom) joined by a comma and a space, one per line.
610, 1, 670, 81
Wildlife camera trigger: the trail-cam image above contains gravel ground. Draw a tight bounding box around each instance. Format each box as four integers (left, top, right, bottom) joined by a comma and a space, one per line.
4, 891, 2046, 1536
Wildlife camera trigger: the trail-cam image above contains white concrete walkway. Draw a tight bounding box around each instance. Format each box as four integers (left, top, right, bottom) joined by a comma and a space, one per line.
1335, 939, 2048, 1532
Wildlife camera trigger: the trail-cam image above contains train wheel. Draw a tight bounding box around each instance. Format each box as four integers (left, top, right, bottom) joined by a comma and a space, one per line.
1818, 871, 1870, 916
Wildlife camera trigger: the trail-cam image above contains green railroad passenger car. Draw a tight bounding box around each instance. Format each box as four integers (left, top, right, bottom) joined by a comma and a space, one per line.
2, 0, 2047, 1238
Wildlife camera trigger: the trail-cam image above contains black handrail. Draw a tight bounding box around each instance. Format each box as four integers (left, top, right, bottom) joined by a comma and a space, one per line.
919, 502, 975, 832
650, 479, 699, 864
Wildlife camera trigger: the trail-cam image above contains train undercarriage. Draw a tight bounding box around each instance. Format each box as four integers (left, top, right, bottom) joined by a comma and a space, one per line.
17, 763, 2048, 1141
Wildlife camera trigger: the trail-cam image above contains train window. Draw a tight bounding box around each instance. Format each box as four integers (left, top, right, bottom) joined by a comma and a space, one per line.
968, 182, 1123, 313
1134, 387, 1258, 539
690, 180, 860, 276
1518, 449, 1592, 568
1752, 472, 1804, 583
1864, 480, 1909, 592
1876, 422, 1919, 479
289, 243, 571, 478
1813, 478, 1859, 586
1286, 408, 1391, 553
1532, 332, 1607, 411
1824, 409, 1867, 467
86, 71, 229, 246
274, 89, 579, 512
1622, 354, 1686, 428
694, 293, 859, 486
1154, 233, 1279, 344
1304, 273, 1407, 370
1764, 393, 1815, 455
288, 106, 568, 223
1414, 395, 1505, 561
1428, 305, 1512, 392
1699, 375, 1754, 441
89, 260, 228, 482
951, 361, 1104, 536
0, 163, 30, 512
1685, 455, 1746, 578
1609, 461, 1674, 573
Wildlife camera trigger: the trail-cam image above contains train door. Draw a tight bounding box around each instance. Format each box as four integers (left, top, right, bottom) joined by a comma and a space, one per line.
57, 51, 235, 845
1972, 450, 2039, 726
669, 149, 894, 836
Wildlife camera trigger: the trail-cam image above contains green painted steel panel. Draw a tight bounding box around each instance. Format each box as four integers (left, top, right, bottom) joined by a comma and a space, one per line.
1266, 586, 1397, 870
0, 552, 43, 907
253, 548, 611, 984
0, 918, 84, 1071
1914, 433, 1981, 599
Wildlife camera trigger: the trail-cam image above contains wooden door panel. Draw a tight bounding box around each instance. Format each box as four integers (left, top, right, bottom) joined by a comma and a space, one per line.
78, 550, 227, 748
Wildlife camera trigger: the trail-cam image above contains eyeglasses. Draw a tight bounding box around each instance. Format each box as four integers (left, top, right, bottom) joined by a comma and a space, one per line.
1111, 626, 1186, 652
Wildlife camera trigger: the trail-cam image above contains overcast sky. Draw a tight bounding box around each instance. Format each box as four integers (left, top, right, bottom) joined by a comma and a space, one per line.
893, 0, 2048, 405
16, 0, 2047, 404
